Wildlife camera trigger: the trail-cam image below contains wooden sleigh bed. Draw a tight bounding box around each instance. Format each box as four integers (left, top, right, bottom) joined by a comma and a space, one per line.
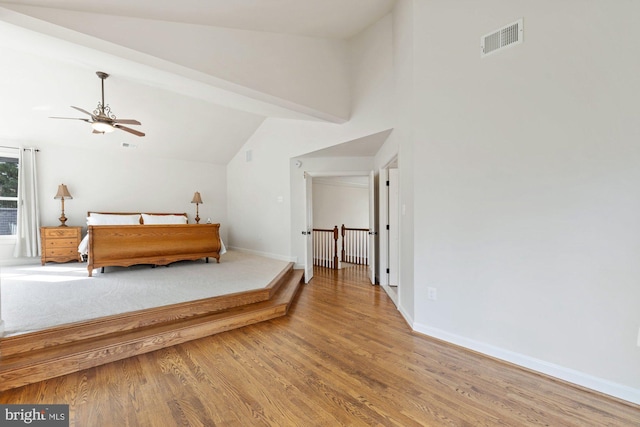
82, 212, 222, 277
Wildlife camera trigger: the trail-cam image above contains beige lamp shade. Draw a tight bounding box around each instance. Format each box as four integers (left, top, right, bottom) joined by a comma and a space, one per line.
191, 192, 203, 204
54, 184, 72, 199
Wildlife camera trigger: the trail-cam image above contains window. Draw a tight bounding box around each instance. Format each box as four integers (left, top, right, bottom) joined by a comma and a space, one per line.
0, 154, 19, 236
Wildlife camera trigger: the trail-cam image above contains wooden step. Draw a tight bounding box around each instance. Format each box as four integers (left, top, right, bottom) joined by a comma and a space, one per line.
0, 262, 296, 357
0, 269, 304, 392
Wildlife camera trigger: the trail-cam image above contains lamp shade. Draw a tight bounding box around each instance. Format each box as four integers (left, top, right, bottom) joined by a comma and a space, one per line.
191, 191, 203, 204
54, 184, 72, 199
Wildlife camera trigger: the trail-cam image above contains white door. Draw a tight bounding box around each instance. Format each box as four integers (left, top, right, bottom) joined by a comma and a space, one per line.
378, 169, 389, 287
388, 168, 399, 286
368, 170, 376, 285
303, 172, 314, 283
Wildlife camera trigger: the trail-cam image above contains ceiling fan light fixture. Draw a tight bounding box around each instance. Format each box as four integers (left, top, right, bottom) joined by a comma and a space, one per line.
92, 121, 115, 133
50, 71, 144, 137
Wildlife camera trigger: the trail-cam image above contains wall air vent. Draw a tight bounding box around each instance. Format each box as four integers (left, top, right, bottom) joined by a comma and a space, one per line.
481, 18, 523, 57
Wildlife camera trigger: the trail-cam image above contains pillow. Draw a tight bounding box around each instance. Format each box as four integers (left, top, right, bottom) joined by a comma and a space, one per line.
141, 213, 187, 225
87, 213, 141, 226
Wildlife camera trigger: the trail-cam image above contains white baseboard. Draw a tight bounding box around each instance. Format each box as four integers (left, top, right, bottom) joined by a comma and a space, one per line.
413, 322, 640, 406
398, 304, 414, 330
380, 284, 398, 306
227, 246, 297, 263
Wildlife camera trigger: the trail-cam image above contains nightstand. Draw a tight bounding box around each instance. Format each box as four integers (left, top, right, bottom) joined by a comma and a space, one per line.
40, 226, 82, 265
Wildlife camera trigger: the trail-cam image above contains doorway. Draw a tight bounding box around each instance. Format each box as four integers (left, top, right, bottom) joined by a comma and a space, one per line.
303, 171, 376, 284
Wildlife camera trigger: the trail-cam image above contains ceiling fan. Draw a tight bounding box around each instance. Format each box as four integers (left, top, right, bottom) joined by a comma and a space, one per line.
50, 71, 145, 137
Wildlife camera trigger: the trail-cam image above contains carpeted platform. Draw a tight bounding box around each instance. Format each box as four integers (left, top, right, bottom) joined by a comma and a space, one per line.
1, 250, 289, 336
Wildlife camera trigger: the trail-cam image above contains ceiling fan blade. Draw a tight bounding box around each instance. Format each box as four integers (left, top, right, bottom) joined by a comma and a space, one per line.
49, 117, 91, 122
70, 106, 95, 117
92, 129, 104, 134
114, 124, 145, 137
113, 118, 141, 125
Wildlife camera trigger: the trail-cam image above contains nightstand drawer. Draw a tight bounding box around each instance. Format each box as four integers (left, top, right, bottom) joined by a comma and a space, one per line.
44, 228, 79, 238
45, 238, 78, 248
46, 247, 78, 257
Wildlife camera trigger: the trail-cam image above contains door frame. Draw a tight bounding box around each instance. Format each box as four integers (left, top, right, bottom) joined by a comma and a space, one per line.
303, 170, 375, 283
377, 157, 400, 305
303, 172, 314, 283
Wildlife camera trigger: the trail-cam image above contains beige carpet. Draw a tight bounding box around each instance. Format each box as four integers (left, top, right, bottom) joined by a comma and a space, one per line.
0, 250, 289, 337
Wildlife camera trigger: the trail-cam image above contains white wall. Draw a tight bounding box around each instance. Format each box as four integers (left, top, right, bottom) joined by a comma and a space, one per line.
226, 122, 377, 262
312, 180, 368, 230
0, 141, 227, 261
226, 14, 394, 261
388, 0, 415, 324
407, 0, 640, 402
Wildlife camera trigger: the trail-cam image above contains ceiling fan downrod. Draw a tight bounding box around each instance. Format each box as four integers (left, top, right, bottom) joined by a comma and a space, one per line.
94, 71, 114, 119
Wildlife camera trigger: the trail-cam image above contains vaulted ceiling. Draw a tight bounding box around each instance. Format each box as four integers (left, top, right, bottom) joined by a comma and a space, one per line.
0, 0, 395, 163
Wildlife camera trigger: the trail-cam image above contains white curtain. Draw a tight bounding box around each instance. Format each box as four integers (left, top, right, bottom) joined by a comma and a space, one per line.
13, 148, 40, 258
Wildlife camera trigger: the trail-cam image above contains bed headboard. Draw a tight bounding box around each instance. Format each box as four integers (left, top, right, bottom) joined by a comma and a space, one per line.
87, 212, 189, 225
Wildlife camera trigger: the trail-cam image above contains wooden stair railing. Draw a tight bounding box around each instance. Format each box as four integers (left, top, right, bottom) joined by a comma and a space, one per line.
341, 224, 369, 266
312, 226, 339, 269
313, 224, 369, 269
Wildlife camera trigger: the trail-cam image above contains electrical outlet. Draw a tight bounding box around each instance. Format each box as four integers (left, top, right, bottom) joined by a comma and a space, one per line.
427, 287, 437, 301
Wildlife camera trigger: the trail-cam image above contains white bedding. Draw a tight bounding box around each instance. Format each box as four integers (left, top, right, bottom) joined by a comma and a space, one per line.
141, 213, 188, 224
87, 213, 141, 225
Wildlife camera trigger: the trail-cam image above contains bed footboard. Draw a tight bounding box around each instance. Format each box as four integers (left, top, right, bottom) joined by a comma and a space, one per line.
87, 223, 221, 277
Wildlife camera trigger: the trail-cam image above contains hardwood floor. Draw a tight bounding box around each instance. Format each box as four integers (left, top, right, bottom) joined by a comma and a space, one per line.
1, 265, 638, 426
